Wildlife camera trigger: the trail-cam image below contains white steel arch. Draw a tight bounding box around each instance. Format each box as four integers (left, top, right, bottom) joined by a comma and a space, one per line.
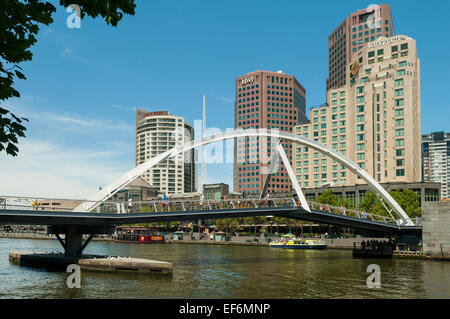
73, 129, 414, 226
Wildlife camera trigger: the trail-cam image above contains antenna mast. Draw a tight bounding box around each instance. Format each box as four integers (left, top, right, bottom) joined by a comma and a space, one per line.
200, 95, 208, 193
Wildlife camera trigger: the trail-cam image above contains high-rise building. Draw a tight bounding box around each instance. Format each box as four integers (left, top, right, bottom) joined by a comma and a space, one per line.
422, 132, 450, 200
327, 4, 394, 91
234, 70, 307, 195
135, 109, 197, 194
295, 35, 421, 188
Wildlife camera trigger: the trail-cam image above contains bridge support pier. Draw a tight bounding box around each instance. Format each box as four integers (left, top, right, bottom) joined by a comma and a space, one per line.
48, 225, 116, 257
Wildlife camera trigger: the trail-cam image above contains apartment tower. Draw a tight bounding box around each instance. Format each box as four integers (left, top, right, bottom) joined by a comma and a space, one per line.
135, 109, 197, 194
422, 132, 450, 200
327, 4, 394, 90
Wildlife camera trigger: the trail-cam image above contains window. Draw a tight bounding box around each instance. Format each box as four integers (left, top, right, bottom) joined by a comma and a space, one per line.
395, 129, 404, 137
395, 119, 404, 127
395, 79, 404, 87
395, 89, 404, 97
368, 51, 375, 58
357, 143, 365, 151
400, 43, 408, 50
356, 115, 365, 122
396, 169, 405, 177
395, 109, 404, 117
396, 149, 405, 156
356, 105, 364, 113
395, 139, 404, 146
395, 99, 404, 106
356, 86, 364, 94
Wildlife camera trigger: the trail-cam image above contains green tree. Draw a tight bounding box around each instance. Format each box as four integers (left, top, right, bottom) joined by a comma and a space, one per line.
358, 191, 386, 216
0, 0, 136, 156
359, 190, 422, 218
315, 190, 339, 206
389, 189, 422, 218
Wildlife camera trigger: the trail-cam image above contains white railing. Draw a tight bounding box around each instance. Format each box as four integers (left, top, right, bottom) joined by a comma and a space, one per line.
0, 195, 421, 226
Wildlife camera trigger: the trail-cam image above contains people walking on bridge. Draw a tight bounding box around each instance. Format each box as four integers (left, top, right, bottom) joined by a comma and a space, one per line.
339, 205, 346, 216
168, 196, 173, 211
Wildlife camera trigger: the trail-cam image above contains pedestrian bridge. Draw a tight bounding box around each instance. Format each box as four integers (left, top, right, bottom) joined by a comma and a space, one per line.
0, 196, 422, 234
0, 128, 423, 256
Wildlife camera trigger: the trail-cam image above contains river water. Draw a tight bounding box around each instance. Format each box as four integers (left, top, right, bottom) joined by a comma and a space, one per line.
0, 238, 448, 299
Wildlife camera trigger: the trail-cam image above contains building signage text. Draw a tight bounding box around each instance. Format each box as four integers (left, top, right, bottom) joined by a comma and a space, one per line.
368, 36, 402, 48
241, 77, 254, 86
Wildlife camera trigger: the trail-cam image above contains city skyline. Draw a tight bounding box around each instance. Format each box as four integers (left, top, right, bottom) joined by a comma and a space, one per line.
0, 0, 449, 198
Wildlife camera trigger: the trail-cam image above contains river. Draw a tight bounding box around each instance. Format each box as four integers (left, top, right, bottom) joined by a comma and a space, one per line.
0, 238, 448, 299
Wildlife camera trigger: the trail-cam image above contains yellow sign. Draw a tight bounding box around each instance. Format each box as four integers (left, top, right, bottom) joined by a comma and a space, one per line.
350, 61, 361, 77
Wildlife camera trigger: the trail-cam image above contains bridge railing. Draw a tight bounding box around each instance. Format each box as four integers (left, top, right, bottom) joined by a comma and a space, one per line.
0, 195, 421, 226
129, 197, 298, 214
309, 202, 398, 224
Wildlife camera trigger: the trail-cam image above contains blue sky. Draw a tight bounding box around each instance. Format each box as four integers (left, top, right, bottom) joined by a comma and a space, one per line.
1, 0, 449, 198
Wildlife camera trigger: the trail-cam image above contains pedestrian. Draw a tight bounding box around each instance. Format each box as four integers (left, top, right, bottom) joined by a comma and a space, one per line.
128, 196, 133, 214
162, 193, 168, 211
168, 196, 173, 211
199, 193, 204, 210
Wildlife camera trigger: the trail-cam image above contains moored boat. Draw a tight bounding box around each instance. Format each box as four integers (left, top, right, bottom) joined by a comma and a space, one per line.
114, 227, 165, 244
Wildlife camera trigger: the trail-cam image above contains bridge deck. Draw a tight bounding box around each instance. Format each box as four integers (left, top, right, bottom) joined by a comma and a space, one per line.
0, 206, 421, 235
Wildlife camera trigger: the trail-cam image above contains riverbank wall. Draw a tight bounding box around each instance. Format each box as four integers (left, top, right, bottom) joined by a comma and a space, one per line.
422, 201, 450, 261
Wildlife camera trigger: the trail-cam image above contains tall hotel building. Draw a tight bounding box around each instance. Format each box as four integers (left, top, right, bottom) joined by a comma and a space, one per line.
234, 70, 307, 194
422, 132, 450, 200
135, 109, 197, 194
294, 35, 421, 188
327, 4, 394, 90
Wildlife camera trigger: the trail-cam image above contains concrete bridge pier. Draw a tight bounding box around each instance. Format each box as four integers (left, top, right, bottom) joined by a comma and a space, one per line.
47, 225, 116, 257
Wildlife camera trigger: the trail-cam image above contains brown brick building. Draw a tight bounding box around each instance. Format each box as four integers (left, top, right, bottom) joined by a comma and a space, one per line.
234, 70, 306, 195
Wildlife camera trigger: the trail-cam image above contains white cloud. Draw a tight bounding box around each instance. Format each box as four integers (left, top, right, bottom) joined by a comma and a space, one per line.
0, 139, 131, 199
61, 47, 113, 71
219, 96, 234, 103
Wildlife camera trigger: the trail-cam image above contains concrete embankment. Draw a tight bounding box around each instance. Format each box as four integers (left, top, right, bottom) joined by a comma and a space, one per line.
9, 251, 172, 274
167, 237, 389, 249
